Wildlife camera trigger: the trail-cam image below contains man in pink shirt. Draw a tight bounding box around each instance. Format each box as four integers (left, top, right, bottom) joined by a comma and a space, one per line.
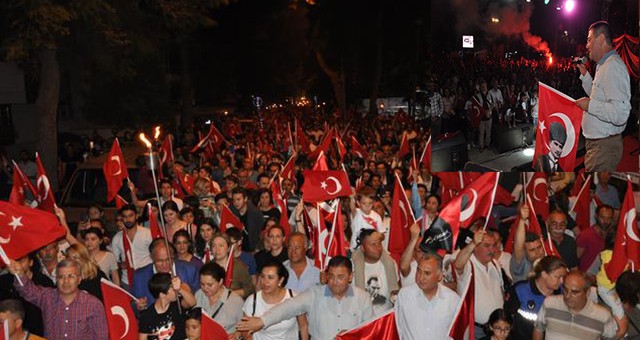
576, 204, 614, 271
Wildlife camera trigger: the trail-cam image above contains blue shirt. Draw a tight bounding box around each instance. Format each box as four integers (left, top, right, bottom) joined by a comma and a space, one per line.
283, 257, 320, 293
239, 251, 258, 275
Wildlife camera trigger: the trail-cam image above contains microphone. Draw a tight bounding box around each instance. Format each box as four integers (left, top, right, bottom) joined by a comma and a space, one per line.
571, 56, 587, 65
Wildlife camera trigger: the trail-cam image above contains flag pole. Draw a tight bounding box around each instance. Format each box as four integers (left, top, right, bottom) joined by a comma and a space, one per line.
140, 132, 180, 313
0, 245, 22, 286
569, 174, 591, 214
482, 172, 501, 231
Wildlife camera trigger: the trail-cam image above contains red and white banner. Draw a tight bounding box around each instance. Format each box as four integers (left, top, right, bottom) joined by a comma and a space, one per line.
219, 204, 245, 232
103, 139, 129, 205
9, 161, 36, 206
100, 278, 138, 340
526, 172, 549, 220
302, 170, 352, 202
388, 174, 416, 264
0, 200, 66, 264
336, 310, 399, 340
147, 203, 163, 239
350, 136, 369, 160
35, 153, 56, 212
605, 178, 640, 282
533, 82, 583, 171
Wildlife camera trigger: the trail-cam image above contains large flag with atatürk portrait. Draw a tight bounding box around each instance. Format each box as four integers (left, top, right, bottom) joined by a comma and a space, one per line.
533, 82, 583, 172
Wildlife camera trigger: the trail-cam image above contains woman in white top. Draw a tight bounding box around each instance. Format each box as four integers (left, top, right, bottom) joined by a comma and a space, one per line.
83, 227, 120, 286
241, 261, 309, 340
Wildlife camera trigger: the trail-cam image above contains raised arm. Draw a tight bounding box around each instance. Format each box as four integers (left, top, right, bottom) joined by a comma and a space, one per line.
513, 204, 530, 265
400, 223, 421, 277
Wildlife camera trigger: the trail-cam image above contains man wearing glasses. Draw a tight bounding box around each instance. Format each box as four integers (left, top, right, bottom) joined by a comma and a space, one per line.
533, 270, 616, 339
8, 258, 108, 339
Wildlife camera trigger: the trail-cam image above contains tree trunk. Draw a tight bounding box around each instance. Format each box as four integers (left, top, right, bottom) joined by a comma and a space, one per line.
368, 0, 384, 118
179, 38, 195, 130
315, 50, 346, 117
35, 48, 60, 191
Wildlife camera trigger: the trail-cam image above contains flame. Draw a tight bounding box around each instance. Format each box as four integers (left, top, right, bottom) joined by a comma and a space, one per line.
139, 133, 152, 148
548, 56, 553, 65
154, 126, 161, 139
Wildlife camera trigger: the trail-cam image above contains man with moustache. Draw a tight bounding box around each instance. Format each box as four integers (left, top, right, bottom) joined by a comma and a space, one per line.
575, 21, 631, 171
576, 205, 614, 272
546, 210, 579, 269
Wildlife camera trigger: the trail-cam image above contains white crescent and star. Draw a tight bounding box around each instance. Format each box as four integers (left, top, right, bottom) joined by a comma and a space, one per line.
111, 156, 123, 176
532, 178, 548, 203
625, 209, 640, 242
321, 176, 343, 195
549, 112, 576, 158
460, 189, 478, 222
36, 175, 50, 201
110, 305, 130, 339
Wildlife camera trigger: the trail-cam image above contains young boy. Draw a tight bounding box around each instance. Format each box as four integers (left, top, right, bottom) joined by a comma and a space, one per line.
139, 273, 193, 340
184, 308, 202, 340
349, 186, 384, 251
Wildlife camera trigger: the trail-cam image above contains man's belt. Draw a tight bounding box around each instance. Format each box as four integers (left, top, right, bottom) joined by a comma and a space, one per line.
586, 133, 621, 142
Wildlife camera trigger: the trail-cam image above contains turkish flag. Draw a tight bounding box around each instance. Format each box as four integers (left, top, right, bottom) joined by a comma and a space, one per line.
302, 170, 352, 202
309, 128, 335, 160
312, 151, 329, 171
103, 139, 129, 204
281, 152, 297, 180
336, 136, 347, 162
202, 311, 229, 340
100, 278, 138, 340
448, 265, 475, 340
224, 244, 235, 288
9, 161, 36, 206
388, 174, 416, 264
504, 195, 559, 256
219, 204, 244, 232
313, 202, 330, 269
605, 178, 640, 282
336, 310, 399, 340
295, 118, 311, 154
470, 95, 484, 130
526, 172, 549, 220
147, 203, 163, 239
270, 179, 292, 237
122, 231, 135, 286
158, 136, 174, 179
421, 172, 499, 252
190, 123, 226, 153
533, 82, 583, 171
326, 201, 348, 263
0, 200, 66, 264
397, 132, 410, 159
34, 153, 56, 212
568, 174, 592, 231
173, 165, 196, 196
350, 136, 369, 160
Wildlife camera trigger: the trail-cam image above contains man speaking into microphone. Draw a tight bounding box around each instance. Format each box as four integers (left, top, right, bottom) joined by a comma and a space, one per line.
575, 21, 631, 171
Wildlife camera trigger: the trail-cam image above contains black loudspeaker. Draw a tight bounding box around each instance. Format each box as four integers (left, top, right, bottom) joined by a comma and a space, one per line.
519, 123, 534, 145
493, 125, 524, 153
432, 133, 469, 171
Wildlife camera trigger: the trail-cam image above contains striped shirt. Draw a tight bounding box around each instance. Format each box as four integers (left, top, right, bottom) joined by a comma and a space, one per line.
14, 275, 108, 340
534, 295, 616, 340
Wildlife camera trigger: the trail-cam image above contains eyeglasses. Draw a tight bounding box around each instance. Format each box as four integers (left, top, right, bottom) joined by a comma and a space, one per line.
57, 273, 78, 280
493, 327, 511, 333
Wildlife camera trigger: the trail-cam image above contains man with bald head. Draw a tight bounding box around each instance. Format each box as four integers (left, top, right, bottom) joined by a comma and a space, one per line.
533, 270, 616, 339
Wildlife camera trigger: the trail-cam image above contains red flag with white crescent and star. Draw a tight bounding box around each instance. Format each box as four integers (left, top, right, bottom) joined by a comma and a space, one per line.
350, 136, 369, 160
533, 82, 583, 171
605, 178, 640, 282
103, 139, 129, 205
202, 309, 229, 339
526, 172, 549, 220
0, 200, 66, 264
470, 96, 484, 130
9, 161, 37, 206
34, 153, 56, 212
280, 152, 297, 181
190, 123, 226, 153
301, 170, 352, 202
388, 173, 416, 265
158, 136, 174, 179
397, 132, 410, 159
147, 203, 163, 239
100, 278, 138, 340
219, 204, 245, 232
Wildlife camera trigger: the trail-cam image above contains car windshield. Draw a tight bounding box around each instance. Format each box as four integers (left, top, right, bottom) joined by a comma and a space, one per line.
61, 169, 140, 208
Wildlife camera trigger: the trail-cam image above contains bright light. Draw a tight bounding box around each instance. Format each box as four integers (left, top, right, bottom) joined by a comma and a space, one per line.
139, 133, 152, 148
154, 126, 161, 139
548, 56, 553, 65
565, 0, 575, 12
523, 148, 535, 157
491, 17, 499, 23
